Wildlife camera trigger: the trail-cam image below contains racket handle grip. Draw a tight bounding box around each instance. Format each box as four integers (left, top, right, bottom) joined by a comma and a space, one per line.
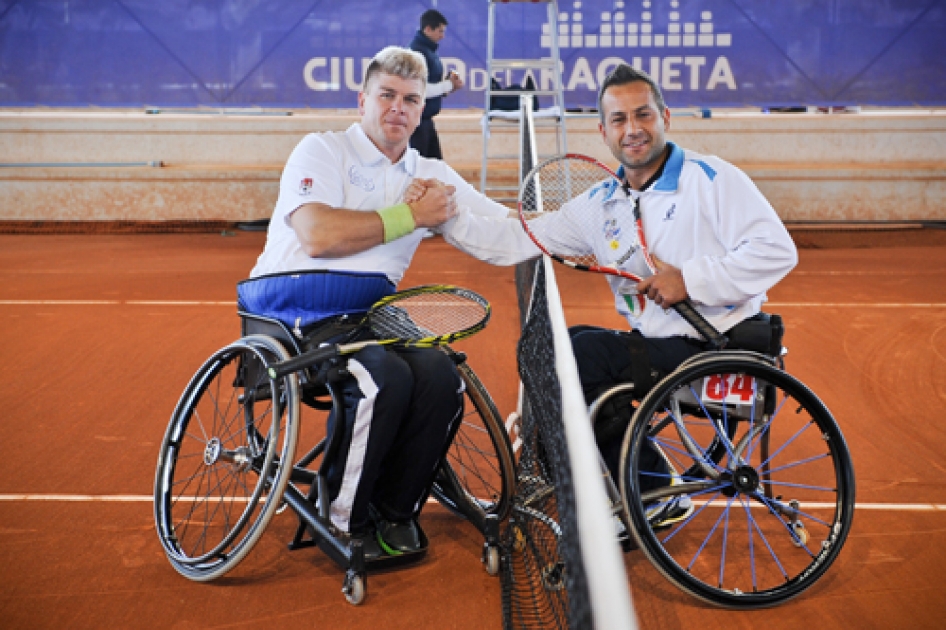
673, 300, 728, 350
267, 345, 340, 380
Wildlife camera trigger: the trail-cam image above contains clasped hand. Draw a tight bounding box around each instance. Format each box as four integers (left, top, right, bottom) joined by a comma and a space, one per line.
403, 178, 458, 228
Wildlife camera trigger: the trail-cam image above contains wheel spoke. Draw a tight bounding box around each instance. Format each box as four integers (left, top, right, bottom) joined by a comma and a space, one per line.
744, 498, 792, 581
741, 495, 759, 593
682, 492, 735, 573
686, 383, 739, 463
754, 492, 833, 535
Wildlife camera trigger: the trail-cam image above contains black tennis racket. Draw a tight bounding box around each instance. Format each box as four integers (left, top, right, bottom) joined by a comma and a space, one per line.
518, 153, 727, 349
267, 284, 491, 379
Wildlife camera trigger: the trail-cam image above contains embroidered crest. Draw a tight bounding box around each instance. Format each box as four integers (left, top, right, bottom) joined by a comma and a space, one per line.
348, 165, 375, 192
603, 218, 622, 241
299, 178, 313, 195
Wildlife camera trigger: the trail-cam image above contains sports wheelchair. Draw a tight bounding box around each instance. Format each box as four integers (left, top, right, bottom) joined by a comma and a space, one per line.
590, 313, 856, 608
153, 310, 514, 605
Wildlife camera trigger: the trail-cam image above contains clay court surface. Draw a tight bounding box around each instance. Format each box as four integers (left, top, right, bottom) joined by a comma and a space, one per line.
1, 230, 945, 629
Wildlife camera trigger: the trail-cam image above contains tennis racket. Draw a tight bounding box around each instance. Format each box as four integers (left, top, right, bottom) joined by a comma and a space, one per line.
518, 153, 727, 349
267, 284, 491, 379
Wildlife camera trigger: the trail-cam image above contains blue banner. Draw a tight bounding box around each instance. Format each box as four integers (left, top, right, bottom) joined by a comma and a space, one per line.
1, 0, 944, 109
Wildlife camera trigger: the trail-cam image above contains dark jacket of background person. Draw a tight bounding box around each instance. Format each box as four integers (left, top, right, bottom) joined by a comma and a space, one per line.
409, 30, 444, 121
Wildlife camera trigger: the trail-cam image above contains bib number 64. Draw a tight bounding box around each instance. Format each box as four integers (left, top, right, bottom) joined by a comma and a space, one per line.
701, 373, 756, 404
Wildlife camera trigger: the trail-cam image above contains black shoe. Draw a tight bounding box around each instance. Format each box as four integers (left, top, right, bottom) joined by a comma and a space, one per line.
376, 519, 425, 555
350, 530, 384, 562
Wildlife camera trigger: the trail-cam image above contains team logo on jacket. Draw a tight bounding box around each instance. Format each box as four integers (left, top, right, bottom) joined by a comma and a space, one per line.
603, 218, 622, 250
663, 203, 676, 221
348, 166, 376, 192
299, 178, 313, 195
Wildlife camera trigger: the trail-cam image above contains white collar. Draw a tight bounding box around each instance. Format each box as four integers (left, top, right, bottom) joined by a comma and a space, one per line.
347, 123, 418, 176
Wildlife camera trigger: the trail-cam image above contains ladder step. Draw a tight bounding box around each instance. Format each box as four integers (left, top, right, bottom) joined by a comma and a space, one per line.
490, 59, 558, 70
487, 89, 559, 97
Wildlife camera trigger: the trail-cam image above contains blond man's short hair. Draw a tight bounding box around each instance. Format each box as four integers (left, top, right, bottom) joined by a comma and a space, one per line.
362, 46, 428, 92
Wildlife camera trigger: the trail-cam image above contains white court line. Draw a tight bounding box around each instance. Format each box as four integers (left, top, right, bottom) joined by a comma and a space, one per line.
0, 300, 121, 305
127, 300, 233, 306
0, 494, 441, 504
0, 494, 155, 502
0, 300, 233, 306
692, 500, 946, 512
793, 270, 946, 276
767, 302, 946, 308
0, 494, 943, 511
2, 300, 946, 308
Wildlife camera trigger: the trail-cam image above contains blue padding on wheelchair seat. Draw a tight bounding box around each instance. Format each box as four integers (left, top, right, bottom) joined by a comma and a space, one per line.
237, 270, 395, 329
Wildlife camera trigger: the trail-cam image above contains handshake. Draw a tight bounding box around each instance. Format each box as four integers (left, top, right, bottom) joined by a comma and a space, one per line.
402, 178, 458, 229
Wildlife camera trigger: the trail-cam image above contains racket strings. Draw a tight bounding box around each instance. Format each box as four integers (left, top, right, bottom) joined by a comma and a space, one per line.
368, 290, 490, 343
520, 157, 634, 271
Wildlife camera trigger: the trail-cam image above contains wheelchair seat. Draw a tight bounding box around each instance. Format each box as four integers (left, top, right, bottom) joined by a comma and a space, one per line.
239, 310, 355, 410
239, 311, 304, 355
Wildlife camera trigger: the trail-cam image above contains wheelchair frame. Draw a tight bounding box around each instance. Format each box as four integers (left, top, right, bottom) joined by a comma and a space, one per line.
154, 312, 514, 605
589, 332, 856, 608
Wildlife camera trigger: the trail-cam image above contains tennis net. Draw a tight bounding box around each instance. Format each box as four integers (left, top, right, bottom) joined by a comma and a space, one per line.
500, 98, 637, 629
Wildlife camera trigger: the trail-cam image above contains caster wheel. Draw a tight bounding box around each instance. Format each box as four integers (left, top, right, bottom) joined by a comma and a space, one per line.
343, 573, 366, 605
483, 545, 501, 576
791, 521, 809, 547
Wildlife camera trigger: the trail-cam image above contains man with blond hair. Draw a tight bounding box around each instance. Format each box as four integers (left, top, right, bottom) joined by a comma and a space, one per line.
242, 46, 536, 559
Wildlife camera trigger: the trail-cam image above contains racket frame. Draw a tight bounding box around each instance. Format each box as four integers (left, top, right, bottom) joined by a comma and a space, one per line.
266, 284, 491, 379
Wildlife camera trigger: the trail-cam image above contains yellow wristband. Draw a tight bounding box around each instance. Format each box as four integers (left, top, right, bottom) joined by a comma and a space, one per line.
377, 203, 416, 243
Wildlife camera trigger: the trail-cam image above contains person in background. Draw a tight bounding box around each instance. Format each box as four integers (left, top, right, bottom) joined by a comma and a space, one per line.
408, 9, 463, 160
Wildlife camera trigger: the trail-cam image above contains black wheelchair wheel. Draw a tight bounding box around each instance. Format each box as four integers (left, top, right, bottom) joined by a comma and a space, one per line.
619, 354, 855, 608
154, 335, 300, 581
431, 360, 516, 525
501, 501, 569, 628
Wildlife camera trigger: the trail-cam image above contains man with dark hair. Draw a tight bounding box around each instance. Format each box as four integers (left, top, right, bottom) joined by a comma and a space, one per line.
408, 9, 463, 159
570, 63, 797, 528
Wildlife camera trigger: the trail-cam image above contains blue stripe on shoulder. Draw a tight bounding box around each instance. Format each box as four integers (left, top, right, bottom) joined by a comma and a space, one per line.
691, 159, 717, 181
654, 142, 684, 191
589, 177, 620, 201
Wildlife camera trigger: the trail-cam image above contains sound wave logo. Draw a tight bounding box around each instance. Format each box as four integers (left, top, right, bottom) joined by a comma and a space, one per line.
542, 0, 732, 50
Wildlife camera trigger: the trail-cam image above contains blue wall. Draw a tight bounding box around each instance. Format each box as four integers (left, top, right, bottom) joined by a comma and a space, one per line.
1, 0, 944, 109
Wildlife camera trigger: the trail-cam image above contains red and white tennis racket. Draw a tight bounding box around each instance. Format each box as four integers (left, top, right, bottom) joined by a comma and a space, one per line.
518, 153, 727, 349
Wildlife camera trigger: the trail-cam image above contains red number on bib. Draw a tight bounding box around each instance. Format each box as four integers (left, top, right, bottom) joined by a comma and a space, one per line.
730, 374, 755, 402
704, 374, 728, 401
702, 374, 755, 404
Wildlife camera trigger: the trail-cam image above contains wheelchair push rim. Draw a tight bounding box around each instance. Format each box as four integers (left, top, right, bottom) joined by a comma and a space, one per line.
154, 335, 300, 579
431, 360, 516, 525
619, 355, 855, 608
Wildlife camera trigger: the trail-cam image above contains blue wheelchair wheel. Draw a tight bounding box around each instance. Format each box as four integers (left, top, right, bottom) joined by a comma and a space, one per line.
619, 353, 855, 608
